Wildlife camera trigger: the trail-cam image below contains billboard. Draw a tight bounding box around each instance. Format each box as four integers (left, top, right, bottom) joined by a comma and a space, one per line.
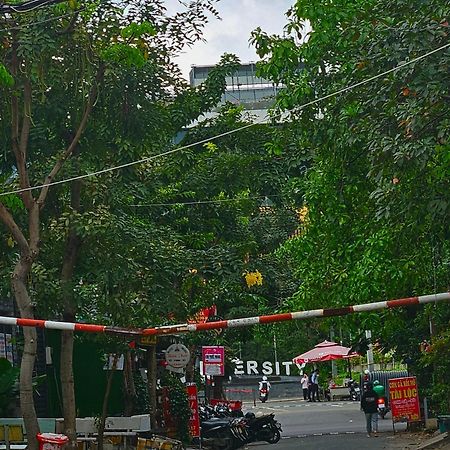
389, 376, 421, 422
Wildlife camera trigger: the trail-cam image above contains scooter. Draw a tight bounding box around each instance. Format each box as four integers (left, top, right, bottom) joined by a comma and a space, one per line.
259, 387, 269, 403
377, 396, 390, 419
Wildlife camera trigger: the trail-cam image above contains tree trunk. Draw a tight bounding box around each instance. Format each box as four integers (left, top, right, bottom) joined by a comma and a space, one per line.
60, 331, 76, 449
146, 345, 157, 430
3, 34, 101, 450
123, 350, 136, 416
60, 179, 82, 450
12, 258, 39, 450
97, 355, 118, 450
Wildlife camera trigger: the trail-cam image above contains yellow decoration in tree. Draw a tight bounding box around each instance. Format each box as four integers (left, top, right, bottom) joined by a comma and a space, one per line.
297, 205, 309, 223
244, 270, 263, 288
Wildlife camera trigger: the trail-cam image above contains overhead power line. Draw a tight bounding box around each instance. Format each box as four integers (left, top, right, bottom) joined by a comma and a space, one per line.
128, 195, 283, 208
0, 0, 67, 13
0, 42, 449, 198
0, 8, 85, 32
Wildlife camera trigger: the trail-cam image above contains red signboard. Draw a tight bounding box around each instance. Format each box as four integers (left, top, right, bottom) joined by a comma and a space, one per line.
188, 305, 218, 324
186, 383, 200, 438
202, 346, 225, 376
389, 376, 421, 422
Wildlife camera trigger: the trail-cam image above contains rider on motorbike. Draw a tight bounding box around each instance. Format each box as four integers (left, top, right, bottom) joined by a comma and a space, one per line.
259, 376, 271, 402
373, 380, 385, 397
373, 380, 389, 418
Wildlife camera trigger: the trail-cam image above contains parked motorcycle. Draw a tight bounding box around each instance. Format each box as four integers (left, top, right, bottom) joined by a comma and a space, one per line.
347, 379, 361, 401
201, 417, 237, 450
377, 396, 390, 419
239, 412, 282, 445
200, 412, 282, 450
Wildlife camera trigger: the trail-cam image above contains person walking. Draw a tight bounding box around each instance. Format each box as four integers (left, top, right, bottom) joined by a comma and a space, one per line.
361, 381, 379, 437
307, 371, 313, 401
301, 373, 309, 400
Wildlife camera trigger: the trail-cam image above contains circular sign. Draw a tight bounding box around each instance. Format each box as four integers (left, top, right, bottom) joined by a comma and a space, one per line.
165, 343, 190, 368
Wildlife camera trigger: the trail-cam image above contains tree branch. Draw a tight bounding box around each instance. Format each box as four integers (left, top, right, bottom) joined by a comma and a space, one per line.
0, 202, 30, 254
10, 32, 34, 210
56, 11, 79, 35
37, 63, 105, 207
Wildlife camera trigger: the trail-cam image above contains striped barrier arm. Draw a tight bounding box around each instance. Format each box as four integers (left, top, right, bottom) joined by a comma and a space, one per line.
0, 292, 448, 337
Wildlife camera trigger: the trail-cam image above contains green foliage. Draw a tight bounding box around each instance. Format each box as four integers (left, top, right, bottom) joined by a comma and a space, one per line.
420, 328, 450, 413
162, 373, 191, 442
133, 371, 150, 414
0, 358, 19, 416
120, 22, 156, 39
0, 194, 24, 212
101, 44, 146, 68
251, 0, 450, 411
0, 63, 14, 87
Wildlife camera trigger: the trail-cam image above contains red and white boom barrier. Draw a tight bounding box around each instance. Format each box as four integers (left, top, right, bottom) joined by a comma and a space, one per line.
0, 292, 448, 337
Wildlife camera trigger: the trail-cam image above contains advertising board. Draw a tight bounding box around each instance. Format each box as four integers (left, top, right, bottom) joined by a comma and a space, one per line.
389, 376, 421, 422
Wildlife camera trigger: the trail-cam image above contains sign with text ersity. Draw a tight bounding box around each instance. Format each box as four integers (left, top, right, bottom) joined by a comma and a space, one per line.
389, 376, 421, 423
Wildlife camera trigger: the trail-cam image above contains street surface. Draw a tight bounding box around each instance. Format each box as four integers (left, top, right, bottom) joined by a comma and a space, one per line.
242, 398, 419, 449
248, 433, 420, 450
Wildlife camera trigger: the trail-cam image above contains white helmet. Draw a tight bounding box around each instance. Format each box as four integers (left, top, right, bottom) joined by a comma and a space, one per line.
262, 376, 267, 381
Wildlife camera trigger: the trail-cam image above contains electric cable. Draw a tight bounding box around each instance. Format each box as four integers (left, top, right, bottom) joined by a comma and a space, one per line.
0, 8, 85, 32
0, 0, 68, 13
0, 41, 449, 198
127, 194, 284, 208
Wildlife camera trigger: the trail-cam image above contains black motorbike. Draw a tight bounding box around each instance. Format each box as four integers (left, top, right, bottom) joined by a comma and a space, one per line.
240, 412, 282, 445
200, 412, 281, 450
347, 379, 361, 401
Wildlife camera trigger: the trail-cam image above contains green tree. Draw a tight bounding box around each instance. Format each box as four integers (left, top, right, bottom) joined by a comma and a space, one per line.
251, 0, 449, 409
0, 1, 238, 446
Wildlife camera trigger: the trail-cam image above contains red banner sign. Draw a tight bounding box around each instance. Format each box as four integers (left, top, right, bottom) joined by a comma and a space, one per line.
388, 376, 421, 422
186, 383, 200, 438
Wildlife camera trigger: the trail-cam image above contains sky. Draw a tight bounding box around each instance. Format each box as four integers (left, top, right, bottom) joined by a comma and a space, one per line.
165, 0, 295, 80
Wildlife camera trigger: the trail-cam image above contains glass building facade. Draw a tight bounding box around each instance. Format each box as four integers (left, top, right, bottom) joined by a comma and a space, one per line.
189, 63, 280, 111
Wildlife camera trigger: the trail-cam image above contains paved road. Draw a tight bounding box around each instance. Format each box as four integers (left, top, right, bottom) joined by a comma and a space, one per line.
245, 398, 406, 437
248, 433, 419, 450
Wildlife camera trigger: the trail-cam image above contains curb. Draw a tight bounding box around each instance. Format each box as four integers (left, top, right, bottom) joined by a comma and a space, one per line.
415, 432, 449, 450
